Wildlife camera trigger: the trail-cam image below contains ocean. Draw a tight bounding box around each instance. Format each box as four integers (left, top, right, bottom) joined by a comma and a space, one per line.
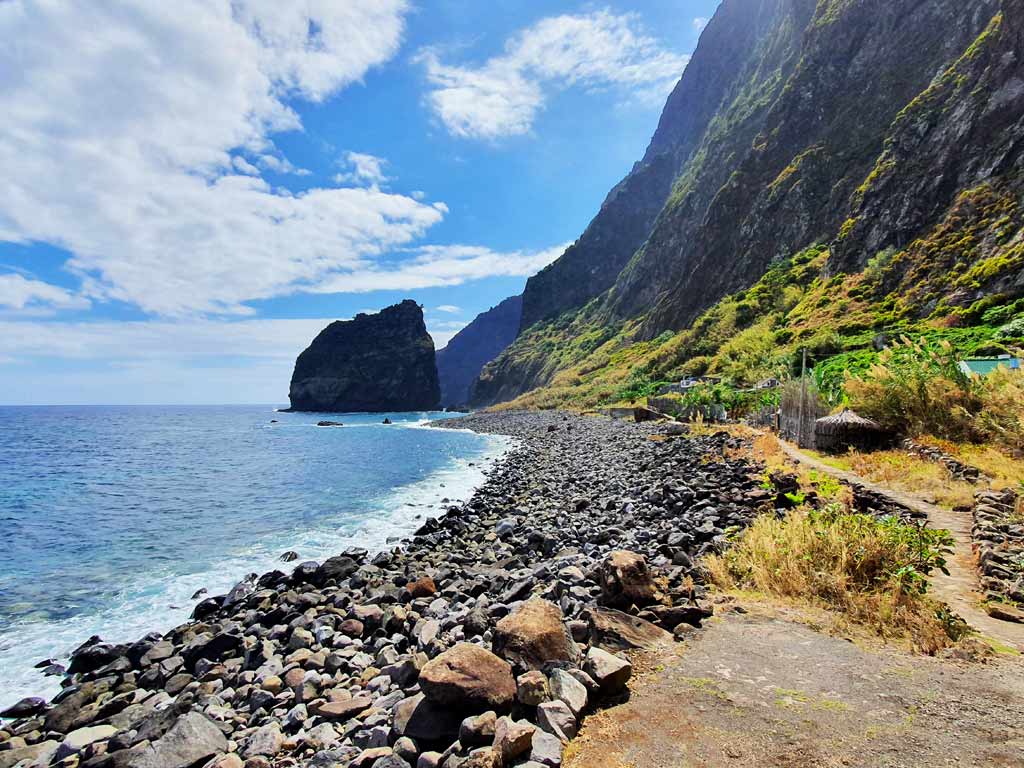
0, 405, 509, 709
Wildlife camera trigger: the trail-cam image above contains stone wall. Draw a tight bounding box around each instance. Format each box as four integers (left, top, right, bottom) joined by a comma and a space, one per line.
972, 488, 1024, 613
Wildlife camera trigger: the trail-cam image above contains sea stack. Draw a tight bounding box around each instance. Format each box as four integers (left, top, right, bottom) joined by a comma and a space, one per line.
287, 300, 441, 412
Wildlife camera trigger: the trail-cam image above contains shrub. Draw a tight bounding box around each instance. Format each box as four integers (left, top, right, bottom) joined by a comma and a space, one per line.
996, 316, 1024, 339
705, 506, 963, 652
974, 367, 1024, 454
844, 337, 979, 440
844, 336, 1024, 453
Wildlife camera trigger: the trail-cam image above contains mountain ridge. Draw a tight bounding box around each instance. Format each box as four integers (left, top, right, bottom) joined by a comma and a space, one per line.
471, 0, 1022, 411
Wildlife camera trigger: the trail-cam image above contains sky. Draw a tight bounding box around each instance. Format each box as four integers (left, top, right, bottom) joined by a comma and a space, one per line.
0, 0, 720, 404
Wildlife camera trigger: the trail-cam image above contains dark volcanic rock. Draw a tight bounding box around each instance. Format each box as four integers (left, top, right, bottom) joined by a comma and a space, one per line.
287, 300, 440, 413
435, 295, 522, 409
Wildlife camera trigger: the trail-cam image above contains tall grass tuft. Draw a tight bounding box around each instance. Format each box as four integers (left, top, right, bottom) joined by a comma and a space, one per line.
705, 506, 966, 653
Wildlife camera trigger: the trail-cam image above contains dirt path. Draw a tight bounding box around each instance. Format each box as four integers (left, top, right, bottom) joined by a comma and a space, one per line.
778, 440, 1024, 651
566, 608, 1024, 768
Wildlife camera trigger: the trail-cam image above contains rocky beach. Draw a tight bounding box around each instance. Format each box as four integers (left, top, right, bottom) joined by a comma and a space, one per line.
0, 410, 922, 768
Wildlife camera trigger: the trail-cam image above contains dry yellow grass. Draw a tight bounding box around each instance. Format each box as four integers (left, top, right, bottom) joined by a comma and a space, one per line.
705, 508, 963, 654
809, 449, 977, 509
912, 436, 1024, 489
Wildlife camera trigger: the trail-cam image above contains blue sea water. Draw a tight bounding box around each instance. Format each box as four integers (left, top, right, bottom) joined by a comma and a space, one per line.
0, 405, 509, 709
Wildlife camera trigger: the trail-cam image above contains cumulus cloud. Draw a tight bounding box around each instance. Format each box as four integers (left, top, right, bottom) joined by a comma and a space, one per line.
419, 10, 688, 139
0, 274, 90, 313
435, 305, 462, 314
693, 17, 710, 33
0, 0, 447, 316
335, 152, 390, 187
314, 242, 570, 294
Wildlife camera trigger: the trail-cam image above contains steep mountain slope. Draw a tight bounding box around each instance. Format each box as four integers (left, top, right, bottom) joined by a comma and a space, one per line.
287, 300, 440, 413
517, 0, 814, 333
436, 295, 522, 409
474, 0, 1021, 409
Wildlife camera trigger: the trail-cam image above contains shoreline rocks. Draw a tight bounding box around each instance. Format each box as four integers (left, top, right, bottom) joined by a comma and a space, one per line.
0, 410, 781, 768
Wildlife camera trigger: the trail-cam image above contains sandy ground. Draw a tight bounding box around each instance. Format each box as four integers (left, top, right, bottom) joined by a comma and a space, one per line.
565, 605, 1024, 768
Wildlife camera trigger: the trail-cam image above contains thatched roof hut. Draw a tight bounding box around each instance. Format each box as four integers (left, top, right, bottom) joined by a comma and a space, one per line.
814, 408, 890, 453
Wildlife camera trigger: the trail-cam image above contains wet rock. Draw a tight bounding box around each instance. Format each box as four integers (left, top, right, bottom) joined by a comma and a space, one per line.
0, 697, 46, 719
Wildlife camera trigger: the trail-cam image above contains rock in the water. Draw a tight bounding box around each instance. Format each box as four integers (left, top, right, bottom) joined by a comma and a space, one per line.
419, 643, 516, 712
0, 696, 46, 719
287, 300, 440, 412
493, 599, 581, 671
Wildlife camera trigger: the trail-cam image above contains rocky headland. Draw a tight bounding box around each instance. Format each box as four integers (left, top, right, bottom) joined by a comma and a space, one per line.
0, 411, 791, 768
287, 301, 440, 413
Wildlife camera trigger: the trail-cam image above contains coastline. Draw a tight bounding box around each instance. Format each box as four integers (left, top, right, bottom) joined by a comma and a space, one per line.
0, 410, 762, 768
0, 414, 510, 714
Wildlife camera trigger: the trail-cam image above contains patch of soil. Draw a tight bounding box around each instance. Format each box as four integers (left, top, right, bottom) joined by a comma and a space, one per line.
566, 607, 1024, 768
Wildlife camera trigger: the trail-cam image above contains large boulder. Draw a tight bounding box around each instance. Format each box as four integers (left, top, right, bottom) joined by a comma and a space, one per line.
126, 712, 228, 768
599, 551, 665, 609
492, 599, 581, 671
419, 644, 516, 712
583, 647, 632, 695
391, 694, 463, 743
584, 606, 673, 651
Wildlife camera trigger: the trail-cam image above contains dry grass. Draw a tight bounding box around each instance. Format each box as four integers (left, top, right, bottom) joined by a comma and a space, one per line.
705, 508, 964, 654
913, 435, 1024, 489
810, 449, 977, 509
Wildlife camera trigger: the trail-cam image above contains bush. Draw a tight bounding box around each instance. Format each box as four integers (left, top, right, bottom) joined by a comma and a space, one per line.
844, 337, 979, 440
844, 336, 1024, 453
974, 367, 1024, 455
706, 506, 964, 652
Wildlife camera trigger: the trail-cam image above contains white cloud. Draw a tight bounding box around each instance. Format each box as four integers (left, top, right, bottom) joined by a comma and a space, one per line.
0, 0, 446, 317
419, 10, 688, 139
435, 305, 462, 314
315, 242, 570, 293
0, 274, 89, 313
693, 17, 710, 33
334, 151, 389, 187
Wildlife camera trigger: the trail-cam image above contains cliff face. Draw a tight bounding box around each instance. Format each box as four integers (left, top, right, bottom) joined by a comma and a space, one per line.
287, 300, 440, 413
436, 295, 522, 409
615, 0, 1002, 336
517, 0, 810, 333
474, 0, 1017, 408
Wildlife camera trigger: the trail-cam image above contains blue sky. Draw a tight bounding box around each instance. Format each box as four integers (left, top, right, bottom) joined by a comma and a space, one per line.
0, 1, 720, 404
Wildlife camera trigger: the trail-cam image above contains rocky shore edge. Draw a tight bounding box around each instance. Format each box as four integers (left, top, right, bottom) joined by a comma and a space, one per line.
1, 410, 794, 768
